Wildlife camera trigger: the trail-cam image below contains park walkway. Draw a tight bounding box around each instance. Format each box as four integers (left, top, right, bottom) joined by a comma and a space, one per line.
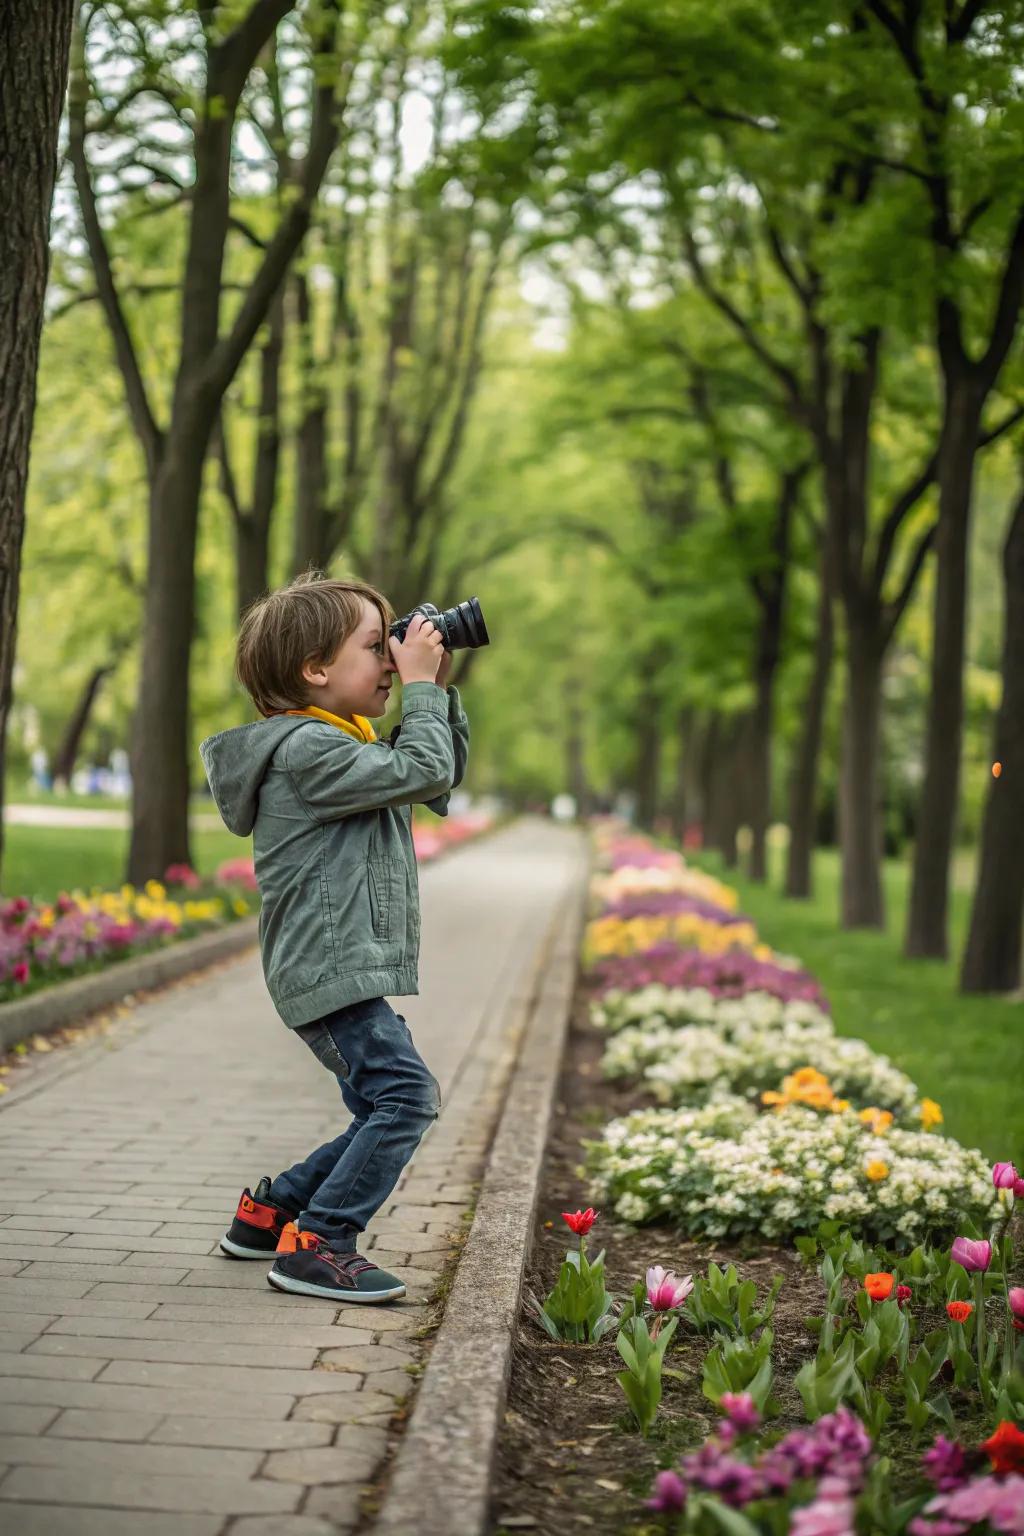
0, 816, 585, 1536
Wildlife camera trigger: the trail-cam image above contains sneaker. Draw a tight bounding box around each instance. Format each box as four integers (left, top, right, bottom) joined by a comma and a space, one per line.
267, 1224, 406, 1303
220, 1177, 296, 1259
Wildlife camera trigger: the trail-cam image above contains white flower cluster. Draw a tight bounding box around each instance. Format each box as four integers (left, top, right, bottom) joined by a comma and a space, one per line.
590, 866, 739, 910
591, 985, 829, 1036
600, 1017, 920, 1119
587, 1102, 999, 1244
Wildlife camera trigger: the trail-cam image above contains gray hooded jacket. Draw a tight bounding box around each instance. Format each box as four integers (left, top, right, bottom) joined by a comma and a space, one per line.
200, 682, 469, 1026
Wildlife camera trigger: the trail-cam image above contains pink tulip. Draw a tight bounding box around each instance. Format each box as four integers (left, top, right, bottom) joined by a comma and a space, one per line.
1015, 1177, 1024, 1201
950, 1237, 992, 1273
646, 1265, 694, 1311
720, 1392, 762, 1432
646, 1469, 687, 1513
992, 1163, 1018, 1189
1009, 1289, 1024, 1329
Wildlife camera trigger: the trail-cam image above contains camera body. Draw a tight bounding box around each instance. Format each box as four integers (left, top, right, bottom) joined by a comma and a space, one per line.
388, 597, 489, 652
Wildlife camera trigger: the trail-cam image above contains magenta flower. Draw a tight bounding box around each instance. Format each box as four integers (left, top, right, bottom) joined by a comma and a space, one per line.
646, 1265, 693, 1311
1008, 1288, 1024, 1330
645, 1469, 687, 1513
950, 1236, 992, 1273
11, 961, 29, 984
992, 1162, 1018, 1189
922, 1435, 968, 1492
720, 1392, 762, 1433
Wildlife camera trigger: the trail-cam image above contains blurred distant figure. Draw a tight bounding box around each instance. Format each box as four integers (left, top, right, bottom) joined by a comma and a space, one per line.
29, 748, 51, 792
551, 792, 577, 823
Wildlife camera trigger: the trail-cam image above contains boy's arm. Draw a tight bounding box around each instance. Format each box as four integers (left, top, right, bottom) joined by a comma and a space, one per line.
288, 682, 454, 821
420, 685, 469, 819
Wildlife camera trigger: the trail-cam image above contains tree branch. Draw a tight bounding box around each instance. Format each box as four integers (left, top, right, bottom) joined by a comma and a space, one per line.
978, 203, 1024, 391
68, 23, 163, 481
883, 519, 937, 639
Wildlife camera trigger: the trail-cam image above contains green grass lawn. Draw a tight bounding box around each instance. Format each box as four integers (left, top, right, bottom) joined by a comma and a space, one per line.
2, 824, 248, 903
689, 844, 1023, 1166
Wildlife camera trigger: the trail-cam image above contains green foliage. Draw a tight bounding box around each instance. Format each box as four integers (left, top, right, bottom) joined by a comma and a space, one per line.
615, 1311, 679, 1436
686, 1262, 783, 1339
701, 1329, 775, 1413
530, 1247, 617, 1345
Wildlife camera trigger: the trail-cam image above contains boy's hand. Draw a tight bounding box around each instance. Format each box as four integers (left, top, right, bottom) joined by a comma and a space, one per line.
389, 613, 445, 685
435, 648, 453, 688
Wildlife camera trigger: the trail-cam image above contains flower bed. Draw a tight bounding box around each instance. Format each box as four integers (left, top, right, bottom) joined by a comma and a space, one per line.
582, 826, 996, 1247
489, 821, 1023, 1536
0, 810, 494, 1003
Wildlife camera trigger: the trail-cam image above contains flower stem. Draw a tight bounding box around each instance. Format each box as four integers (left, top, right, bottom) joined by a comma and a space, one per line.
974, 1271, 989, 1408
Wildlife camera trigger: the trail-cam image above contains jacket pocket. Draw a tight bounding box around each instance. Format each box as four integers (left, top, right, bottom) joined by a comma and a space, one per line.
367, 855, 404, 945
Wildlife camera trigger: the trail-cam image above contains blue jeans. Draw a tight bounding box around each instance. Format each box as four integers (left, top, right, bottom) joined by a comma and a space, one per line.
269, 998, 441, 1250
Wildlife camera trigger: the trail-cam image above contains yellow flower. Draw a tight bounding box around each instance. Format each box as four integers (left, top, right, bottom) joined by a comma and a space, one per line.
920, 1098, 943, 1129
865, 1160, 890, 1182
144, 880, 166, 900
858, 1107, 894, 1135
232, 897, 250, 917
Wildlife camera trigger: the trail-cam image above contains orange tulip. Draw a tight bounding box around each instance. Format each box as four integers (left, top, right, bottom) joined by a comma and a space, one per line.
864, 1272, 895, 1301
945, 1300, 973, 1323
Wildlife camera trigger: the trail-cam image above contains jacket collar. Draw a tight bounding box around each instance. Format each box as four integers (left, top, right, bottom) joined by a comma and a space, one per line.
281, 705, 377, 744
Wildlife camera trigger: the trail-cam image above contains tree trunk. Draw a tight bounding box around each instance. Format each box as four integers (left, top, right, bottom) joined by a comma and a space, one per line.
707, 716, 742, 867
905, 380, 983, 957
127, 438, 205, 883
292, 273, 330, 575
634, 722, 661, 832
960, 488, 1024, 993
747, 656, 775, 882
839, 620, 886, 927
668, 706, 692, 842
237, 514, 272, 622
785, 545, 834, 898
0, 0, 75, 872
52, 663, 115, 784
565, 680, 589, 820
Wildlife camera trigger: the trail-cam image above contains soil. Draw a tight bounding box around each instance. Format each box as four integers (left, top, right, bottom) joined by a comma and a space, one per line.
487, 989, 1006, 1536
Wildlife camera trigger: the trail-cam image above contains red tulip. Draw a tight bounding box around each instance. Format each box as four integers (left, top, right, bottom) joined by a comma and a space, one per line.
896, 1284, 912, 1307
561, 1208, 597, 1237
983, 1421, 1024, 1476
946, 1301, 973, 1324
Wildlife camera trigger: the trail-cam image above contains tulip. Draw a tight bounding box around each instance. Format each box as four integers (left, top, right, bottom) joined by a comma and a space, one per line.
1015, 1176, 1024, 1201
992, 1162, 1018, 1189
863, 1272, 895, 1302
646, 1265, 694, 1311
946, 1301, 973, 1324
1008, 1288, 1024, 1332
950, 1237, 991, 1273
561, 1208, 597, 1237
982, 1421, 1024, 1477
896, 1285, 913, 1307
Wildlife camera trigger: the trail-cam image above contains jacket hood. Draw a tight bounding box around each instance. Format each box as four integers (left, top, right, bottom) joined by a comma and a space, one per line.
200, 717, 312, 836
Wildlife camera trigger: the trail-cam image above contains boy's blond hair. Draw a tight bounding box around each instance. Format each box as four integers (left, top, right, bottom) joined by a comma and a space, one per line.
236, 571, 397, 717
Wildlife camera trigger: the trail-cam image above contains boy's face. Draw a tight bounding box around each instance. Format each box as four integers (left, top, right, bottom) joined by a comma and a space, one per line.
301, 599, 397, 720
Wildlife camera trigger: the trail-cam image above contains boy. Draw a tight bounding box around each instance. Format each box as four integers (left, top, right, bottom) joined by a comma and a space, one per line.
199, 572, 469, 1302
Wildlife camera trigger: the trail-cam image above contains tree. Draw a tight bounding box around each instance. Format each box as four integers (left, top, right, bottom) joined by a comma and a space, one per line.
0, 0, 75, 872
960, 469, 1024, 993
67, 0, 349, 882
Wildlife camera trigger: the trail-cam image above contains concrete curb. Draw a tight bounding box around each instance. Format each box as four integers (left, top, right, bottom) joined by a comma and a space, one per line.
0, 918, 259, 1052
371, 836, 590, 1536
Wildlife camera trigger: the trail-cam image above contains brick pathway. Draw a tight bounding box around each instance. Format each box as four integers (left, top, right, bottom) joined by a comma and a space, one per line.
0, 817, 584, 1535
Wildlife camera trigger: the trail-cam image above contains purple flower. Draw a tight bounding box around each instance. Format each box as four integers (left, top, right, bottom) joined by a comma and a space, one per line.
589, 942, 828, 1008
950, 1237, 992, 1273
645, 1470, 687, 1513
719, 1392, 762, 1433
601, 892, 750, 925
922, 1436, 968, 1492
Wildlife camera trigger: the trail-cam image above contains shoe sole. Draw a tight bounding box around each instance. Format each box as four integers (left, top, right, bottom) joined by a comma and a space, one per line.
266, 1268, 406, 1303
220, 1235, 279, 1260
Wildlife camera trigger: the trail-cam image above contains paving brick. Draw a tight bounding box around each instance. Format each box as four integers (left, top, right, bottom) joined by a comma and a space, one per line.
45, 1316, 376, 1350
149, 1417, 333, 1451
0, 1464, 302, 1514
0, 1350, 106, 1381
18, 1261, 190, 1285
0, 1377, 297, 1419
47, 1409, 163, 1441
30, 1334, 319, 1369
0, 1405, 60, 1435
0, 1259, 25, 1276
300, 1485, 364, 1524
290, 1391, 400, 1424
0, 1295, 157, 1321
59, 1233, 218, 1256
230, 1518, 338, 1536
1, 1215, 162, 1237
354, 1368, 414, 1398
316, 1344, 414, 1374
96, 1359, 364, 1396
262, 1441, 382, 1484
0, 1507, 222, 1536
0, 1432, 262, 1477
0, 1279, 99, 1303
